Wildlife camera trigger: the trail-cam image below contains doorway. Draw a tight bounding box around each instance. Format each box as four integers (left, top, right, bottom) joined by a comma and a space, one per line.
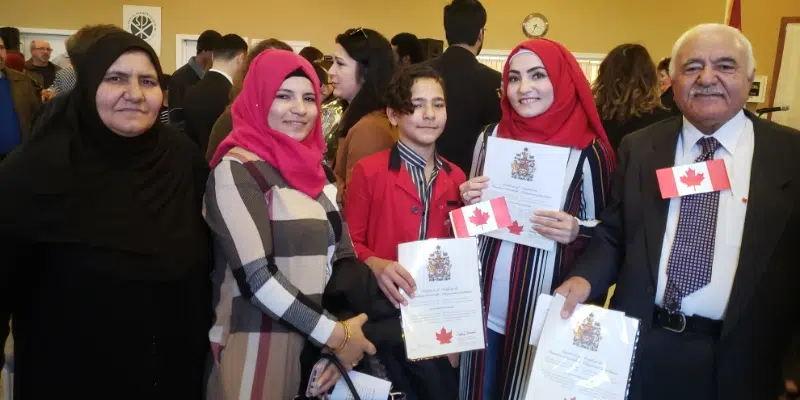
768, 18, 800, 129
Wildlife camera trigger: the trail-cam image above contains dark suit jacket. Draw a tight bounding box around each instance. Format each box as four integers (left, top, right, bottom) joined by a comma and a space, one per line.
205, 107, 232, 162
570, 111, 800, 399
5, 68, 41, 144
169, 62, 201, 114
183, 71, 232, 155
426, 46, 501, 175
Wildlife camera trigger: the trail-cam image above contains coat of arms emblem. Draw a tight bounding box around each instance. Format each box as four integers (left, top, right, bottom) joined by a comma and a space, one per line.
511, 147, 536, 181
573, 313, 602, 352
427, 245, 452, 282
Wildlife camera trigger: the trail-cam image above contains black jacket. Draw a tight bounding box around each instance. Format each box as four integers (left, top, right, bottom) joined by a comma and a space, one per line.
183, 71, 232, 154
571, 112, 800, 400
168, 62, 202, 114
600, 107, 672, 151
427, 46, 501, 176
299, 257, 457, 400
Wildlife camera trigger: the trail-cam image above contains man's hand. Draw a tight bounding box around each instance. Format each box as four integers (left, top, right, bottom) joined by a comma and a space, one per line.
553, 277, 592, 318
365, 257, 416, 308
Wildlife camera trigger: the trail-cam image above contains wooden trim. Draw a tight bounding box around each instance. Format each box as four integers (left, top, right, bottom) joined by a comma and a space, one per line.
767, 17, 800, 120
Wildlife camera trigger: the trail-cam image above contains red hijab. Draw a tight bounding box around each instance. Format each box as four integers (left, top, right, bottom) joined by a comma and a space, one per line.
498, 39, 611, 151
211, 50, 327, 198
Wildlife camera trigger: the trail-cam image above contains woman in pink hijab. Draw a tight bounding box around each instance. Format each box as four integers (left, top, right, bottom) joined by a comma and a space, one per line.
205, 50, 376, 399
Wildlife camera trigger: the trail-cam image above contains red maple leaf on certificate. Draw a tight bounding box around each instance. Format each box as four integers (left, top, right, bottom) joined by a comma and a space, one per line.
679, 168, 705, 190
508, 220, 524, 235
468, 207, 490, 227
436, 327, 453, 344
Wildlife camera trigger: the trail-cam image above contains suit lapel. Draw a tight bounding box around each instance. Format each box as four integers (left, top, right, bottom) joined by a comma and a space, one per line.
643, 119, 683, 283
722, 116, 794, 336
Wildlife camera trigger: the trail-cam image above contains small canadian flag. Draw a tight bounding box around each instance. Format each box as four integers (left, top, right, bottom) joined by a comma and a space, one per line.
656, 159, 731, 199
450, 197, 512, 238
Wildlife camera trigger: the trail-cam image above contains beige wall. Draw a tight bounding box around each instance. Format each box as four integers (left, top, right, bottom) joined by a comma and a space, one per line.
4, 0, 799, 105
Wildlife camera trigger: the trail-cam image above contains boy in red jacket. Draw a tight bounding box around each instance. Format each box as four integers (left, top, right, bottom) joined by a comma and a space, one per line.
344, 65, 466, 394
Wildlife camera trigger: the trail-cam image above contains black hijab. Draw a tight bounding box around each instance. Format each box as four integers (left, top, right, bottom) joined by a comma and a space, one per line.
0, 32, 210, 281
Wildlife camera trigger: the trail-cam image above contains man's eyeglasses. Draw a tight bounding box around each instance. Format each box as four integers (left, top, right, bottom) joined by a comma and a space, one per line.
347, 27, 369, 40
33, 47, 53, 52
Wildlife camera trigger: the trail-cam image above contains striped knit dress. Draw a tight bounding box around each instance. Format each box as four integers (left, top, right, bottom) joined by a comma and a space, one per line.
203, 147, 357, 399
459, 125, 615, 400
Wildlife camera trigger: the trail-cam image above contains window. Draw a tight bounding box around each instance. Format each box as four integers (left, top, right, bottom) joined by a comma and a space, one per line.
476, 49, 605, 84
18, 27, 76, 62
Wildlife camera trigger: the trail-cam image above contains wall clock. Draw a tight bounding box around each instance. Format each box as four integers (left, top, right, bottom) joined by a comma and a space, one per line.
522, 13, 549, 38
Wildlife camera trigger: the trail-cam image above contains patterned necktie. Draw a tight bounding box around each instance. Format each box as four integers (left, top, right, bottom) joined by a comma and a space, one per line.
663, 136, 722, 311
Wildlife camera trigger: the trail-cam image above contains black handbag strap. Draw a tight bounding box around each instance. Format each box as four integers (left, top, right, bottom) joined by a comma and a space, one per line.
319, 353, 362, 400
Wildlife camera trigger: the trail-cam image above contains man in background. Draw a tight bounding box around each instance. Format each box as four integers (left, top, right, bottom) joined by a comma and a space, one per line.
427, 0, 501, 175
0, 37, 41, 162
0, 27, 25, 72
658, 57, 680, 115
169, 29, 221, 116
25, 40, 60, 89
183, 34, 247, 154
391, 33, 424, 65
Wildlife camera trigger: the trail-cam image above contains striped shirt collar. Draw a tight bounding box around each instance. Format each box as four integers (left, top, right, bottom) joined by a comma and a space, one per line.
396, 141, 444, 172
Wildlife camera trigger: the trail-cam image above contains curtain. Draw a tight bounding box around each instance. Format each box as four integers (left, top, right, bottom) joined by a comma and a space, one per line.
773, 23, 800, 130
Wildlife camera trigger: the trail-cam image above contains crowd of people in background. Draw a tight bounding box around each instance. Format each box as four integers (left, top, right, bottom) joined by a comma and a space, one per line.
2, 0, 800, 399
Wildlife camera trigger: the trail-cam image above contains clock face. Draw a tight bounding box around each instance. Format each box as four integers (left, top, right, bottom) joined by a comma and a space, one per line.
522, 14, 549, 38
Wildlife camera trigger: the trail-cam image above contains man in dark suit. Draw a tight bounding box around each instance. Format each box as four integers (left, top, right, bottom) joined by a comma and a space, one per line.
183, 34, 247, 154
556, 24, 800, 400
169, 29, 221, 125
427, 0, 501, 176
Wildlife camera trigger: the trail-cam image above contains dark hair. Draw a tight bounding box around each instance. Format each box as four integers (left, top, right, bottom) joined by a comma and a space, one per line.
313, 63, 329, 86
443, 0, 487, 47
65, 24, 125, 63
229, 39, 293, 101
0, 27, 21, 51
592, 44, 663, 121
657, 57, 671, 73
161, 73, 171, 91
335, 28, 395, 137
196, 30, 222, 54
215, 34, 248, 61
391, 33, 425, 64
299, 46, 325, 63
384, 65, 445, 115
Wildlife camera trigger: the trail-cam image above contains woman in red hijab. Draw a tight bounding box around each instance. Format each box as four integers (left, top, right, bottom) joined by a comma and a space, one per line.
458, 39, 615, 400
204, 50, 376, 399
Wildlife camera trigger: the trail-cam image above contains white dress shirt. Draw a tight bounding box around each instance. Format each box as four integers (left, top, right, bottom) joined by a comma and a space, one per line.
655, 110, 753, 320
208, 68, 233, 84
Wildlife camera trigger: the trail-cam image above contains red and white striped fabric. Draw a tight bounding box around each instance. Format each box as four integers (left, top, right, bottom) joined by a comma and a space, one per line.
656, 159, 731, 199
450, 197, 512, 238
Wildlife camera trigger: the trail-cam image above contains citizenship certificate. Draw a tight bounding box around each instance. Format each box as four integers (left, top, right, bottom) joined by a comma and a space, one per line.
526, 294, 640, 400
481, 136, 571, 251
398, 237, 486, 360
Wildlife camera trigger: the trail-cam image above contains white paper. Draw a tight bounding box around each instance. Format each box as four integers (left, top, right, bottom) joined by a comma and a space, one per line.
482, 136, 570, 251
123, 5, 162, 55
526, 295, 639, 400
398, 238, 486, 360
330, 371, 392, 400
528, 293, 553, 346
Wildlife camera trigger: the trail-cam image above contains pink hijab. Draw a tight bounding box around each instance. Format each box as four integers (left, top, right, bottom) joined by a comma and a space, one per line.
210, 50, 327, 198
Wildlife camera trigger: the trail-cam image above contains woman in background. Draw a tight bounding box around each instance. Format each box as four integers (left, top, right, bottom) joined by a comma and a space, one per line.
330, 27, 396, 203
0, 31, 211, 398
593, 44, 672, 150
204, 50, 375, 399
459, 38, 615, 400
205, 38, 294, 161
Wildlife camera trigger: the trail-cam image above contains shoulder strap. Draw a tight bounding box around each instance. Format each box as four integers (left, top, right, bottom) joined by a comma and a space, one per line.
476, 123, 498, 177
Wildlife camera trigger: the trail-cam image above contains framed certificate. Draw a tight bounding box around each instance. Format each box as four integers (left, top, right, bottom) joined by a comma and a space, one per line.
398, 238, 486, 360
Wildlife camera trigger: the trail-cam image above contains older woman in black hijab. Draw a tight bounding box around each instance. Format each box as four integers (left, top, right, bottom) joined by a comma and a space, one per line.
0, 32, 211, 398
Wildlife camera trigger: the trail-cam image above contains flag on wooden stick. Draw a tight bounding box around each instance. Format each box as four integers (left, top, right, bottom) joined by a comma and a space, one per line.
725, 0, 742, 31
